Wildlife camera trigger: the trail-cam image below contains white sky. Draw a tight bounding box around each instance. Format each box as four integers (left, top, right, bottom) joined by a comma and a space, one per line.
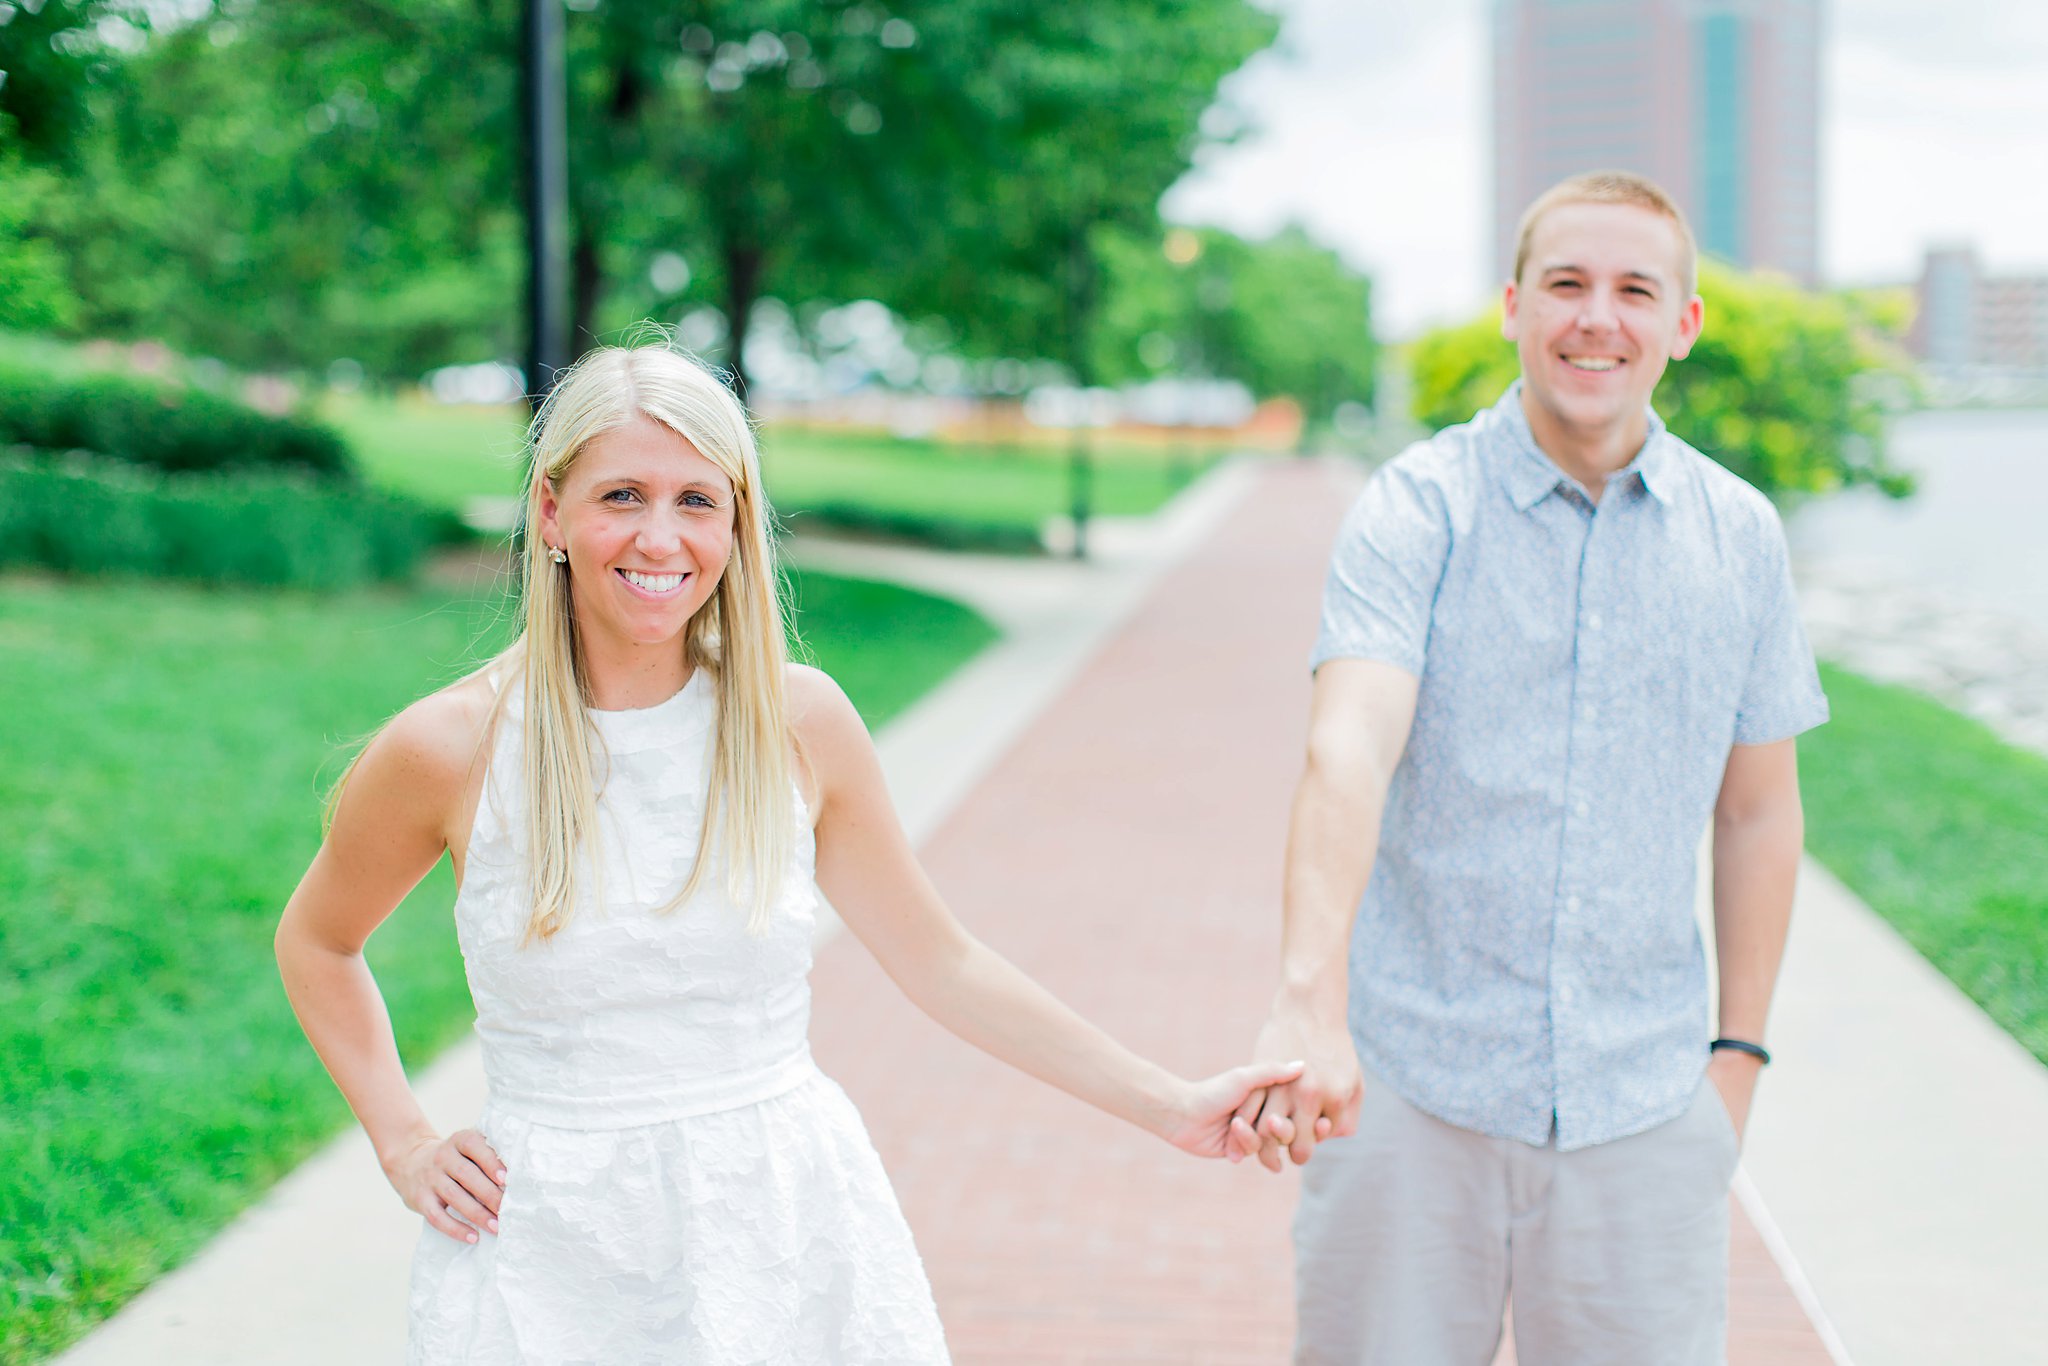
1163, 0, 2048, 337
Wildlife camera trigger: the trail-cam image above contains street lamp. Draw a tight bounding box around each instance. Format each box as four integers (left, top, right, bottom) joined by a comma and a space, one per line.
524, 0, 569, 409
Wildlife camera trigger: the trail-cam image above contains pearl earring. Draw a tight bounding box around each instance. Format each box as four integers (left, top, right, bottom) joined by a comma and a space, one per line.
547, 544, 567, 564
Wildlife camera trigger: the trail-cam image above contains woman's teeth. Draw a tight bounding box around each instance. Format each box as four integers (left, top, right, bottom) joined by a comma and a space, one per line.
621, 569, 685, 592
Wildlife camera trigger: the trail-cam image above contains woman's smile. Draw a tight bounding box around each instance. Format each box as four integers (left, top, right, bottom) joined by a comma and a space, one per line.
616, 567, 692, 600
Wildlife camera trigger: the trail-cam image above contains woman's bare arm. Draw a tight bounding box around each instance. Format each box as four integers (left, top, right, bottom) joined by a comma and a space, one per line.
790, 666, 1299, 1158
274, 678, 506, 1242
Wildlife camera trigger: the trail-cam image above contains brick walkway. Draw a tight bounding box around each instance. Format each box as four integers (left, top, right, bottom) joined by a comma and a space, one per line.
810, 459, 1834, 1364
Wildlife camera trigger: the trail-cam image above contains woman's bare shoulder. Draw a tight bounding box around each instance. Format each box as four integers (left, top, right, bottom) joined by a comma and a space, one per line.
352, 671, 502, 814
783, 662, 879, 804
784, 662, 864, 743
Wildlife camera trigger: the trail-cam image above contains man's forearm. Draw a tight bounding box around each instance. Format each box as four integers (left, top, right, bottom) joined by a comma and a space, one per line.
1276, 757, 1384, 1019
1709, 805, 1802, 1041
1274, 661, 1417, 1023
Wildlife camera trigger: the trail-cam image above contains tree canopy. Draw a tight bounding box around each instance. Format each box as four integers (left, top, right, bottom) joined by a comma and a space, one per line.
4, 0, 1318, 396
1093, 224, 1377, 423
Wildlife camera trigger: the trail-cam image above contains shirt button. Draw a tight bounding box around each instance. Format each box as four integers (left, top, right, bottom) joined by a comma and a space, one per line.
1558, 985, 1576, 1006
1575, 800, 1591, 818
1586, 613, 1603, 630
1565, 895, 1582, 913
1583, 705, 1599, 724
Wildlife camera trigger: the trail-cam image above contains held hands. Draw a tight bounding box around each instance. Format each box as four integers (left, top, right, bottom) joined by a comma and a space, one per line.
386, 1128, 509, 1245
1158, 1059, 1308, 1159
1228, 1005, 1363, 1172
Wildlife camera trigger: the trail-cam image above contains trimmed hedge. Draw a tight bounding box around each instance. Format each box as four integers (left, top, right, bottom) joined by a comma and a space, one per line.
0, 360, 352, 478
777, 500, 1049, 556
0, 452, 458, 590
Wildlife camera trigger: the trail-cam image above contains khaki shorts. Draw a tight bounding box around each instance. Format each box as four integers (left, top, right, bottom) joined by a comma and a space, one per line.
1292, 1066, 1739, 1366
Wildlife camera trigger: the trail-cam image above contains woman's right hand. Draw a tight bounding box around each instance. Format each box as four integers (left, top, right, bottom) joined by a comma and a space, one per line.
386, 1129, 508, 1244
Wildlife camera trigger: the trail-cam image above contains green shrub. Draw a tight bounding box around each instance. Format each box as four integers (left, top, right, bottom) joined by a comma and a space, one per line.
0, 452, 457, 590
777, 500, 1049, 556
0, 360, 352, 478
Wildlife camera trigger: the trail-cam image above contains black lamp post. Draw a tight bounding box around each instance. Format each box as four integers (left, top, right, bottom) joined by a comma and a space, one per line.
1065, 226, 1097, 560
524, 0, 569, 409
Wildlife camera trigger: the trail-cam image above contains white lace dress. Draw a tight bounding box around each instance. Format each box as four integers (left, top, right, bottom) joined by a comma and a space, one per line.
406, 673, 949, 1364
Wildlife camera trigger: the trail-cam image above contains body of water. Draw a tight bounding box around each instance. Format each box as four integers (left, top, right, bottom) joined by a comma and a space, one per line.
1788, 408, 2048, 634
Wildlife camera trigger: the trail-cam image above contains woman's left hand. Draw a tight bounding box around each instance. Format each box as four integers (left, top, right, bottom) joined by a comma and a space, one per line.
1160, 1059, 1307, 1161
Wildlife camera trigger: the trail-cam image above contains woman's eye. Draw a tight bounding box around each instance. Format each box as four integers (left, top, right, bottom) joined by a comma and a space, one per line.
602, 488, 639, 504
683, 492, 717, 509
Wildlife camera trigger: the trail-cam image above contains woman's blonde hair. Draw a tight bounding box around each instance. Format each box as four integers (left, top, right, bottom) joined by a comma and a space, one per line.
331, 340, 795, 940
507, 342, 794, 940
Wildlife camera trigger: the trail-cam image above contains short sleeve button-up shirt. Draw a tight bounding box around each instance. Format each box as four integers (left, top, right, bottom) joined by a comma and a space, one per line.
1313, 382, 1828, 1151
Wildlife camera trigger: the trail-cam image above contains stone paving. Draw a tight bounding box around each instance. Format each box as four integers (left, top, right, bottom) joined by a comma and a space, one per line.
810, 459, 1834, 1364
1797, 555, 2048, 757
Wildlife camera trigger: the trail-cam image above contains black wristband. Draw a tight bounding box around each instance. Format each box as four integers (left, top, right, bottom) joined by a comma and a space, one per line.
1710, 1037, 1771, 1066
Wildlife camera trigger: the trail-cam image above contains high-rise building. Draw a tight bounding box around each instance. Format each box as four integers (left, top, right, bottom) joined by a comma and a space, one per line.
1911, 246, 2048, 374
1491, 0, 1822, 287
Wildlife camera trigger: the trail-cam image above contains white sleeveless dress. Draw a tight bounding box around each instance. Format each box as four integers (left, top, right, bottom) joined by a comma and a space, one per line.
406, 672, 950, 1364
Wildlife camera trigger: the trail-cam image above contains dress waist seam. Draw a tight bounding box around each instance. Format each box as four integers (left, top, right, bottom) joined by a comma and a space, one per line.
482, 1048, 818, 1131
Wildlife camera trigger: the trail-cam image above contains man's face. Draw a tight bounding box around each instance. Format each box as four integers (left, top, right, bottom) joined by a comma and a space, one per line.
1503, 201, 1703, 440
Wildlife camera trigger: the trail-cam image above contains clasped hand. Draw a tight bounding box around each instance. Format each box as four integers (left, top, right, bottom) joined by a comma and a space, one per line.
1223, 1009, 1363, 1172
387, 1128, 509, 1245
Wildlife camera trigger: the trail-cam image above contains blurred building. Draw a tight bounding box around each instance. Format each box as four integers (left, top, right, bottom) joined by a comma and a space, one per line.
1491, 0, 1822, 285
1911, 246, 2048, 373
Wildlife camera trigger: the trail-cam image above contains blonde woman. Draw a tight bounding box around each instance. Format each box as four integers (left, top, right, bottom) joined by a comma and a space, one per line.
274, 342, 1297, 1364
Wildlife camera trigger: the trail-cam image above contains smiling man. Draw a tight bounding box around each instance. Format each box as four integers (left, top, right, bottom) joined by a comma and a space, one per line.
1239, 172, 1829, 1363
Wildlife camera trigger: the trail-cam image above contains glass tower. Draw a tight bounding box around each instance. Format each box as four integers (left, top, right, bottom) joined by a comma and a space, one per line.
1491, 0, 1822, 286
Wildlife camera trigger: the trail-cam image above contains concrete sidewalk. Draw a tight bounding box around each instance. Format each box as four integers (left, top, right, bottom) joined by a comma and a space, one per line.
59, 456, 2048, 1363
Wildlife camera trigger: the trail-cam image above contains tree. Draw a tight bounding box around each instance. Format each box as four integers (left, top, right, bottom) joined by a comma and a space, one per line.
1092, 223, 1377, 423
563, 0, 1276, 392
1406, 260, 1913, 501
22, 2, 523, 378
877, 1, 1277, 378
0, 0, 111, 332
0, 154, 77, 331
0, 0, 101, 164
26, 0, 1277, 394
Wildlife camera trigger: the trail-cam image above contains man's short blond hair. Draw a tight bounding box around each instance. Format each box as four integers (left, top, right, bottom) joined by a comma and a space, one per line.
1512, 170, 1699, 295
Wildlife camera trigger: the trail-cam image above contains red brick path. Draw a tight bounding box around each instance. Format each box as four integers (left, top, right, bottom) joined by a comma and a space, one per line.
811, 460, 1833, 1364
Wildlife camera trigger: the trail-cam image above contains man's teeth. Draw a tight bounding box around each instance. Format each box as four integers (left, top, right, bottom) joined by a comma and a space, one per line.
1565, 357, 1621, 371
622, 570, 685, 592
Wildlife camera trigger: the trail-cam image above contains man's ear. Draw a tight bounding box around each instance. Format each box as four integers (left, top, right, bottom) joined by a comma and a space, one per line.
1500, 281, 1521, 342
1670, 294, 1705, 361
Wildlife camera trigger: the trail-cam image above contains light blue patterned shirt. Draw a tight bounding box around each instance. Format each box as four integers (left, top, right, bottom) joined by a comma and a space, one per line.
1313, 382, 1828, 1151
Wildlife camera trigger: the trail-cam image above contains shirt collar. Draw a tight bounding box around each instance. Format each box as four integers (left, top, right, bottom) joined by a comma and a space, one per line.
1490, 380, 1674, 510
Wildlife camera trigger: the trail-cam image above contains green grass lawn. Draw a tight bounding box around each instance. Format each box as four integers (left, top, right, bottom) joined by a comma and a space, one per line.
1802, 663, 2048, 1066
322, 392, 1215, 545
0, 569, 993, 1362
320, 391, 533, 510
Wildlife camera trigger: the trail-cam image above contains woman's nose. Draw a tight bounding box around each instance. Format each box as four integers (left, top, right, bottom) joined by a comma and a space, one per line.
636, 508, 687, 557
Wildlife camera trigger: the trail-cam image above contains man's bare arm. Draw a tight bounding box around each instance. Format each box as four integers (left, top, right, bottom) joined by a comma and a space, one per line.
1240, 659, 1418, 1170
1707, 737, 1803, 1139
